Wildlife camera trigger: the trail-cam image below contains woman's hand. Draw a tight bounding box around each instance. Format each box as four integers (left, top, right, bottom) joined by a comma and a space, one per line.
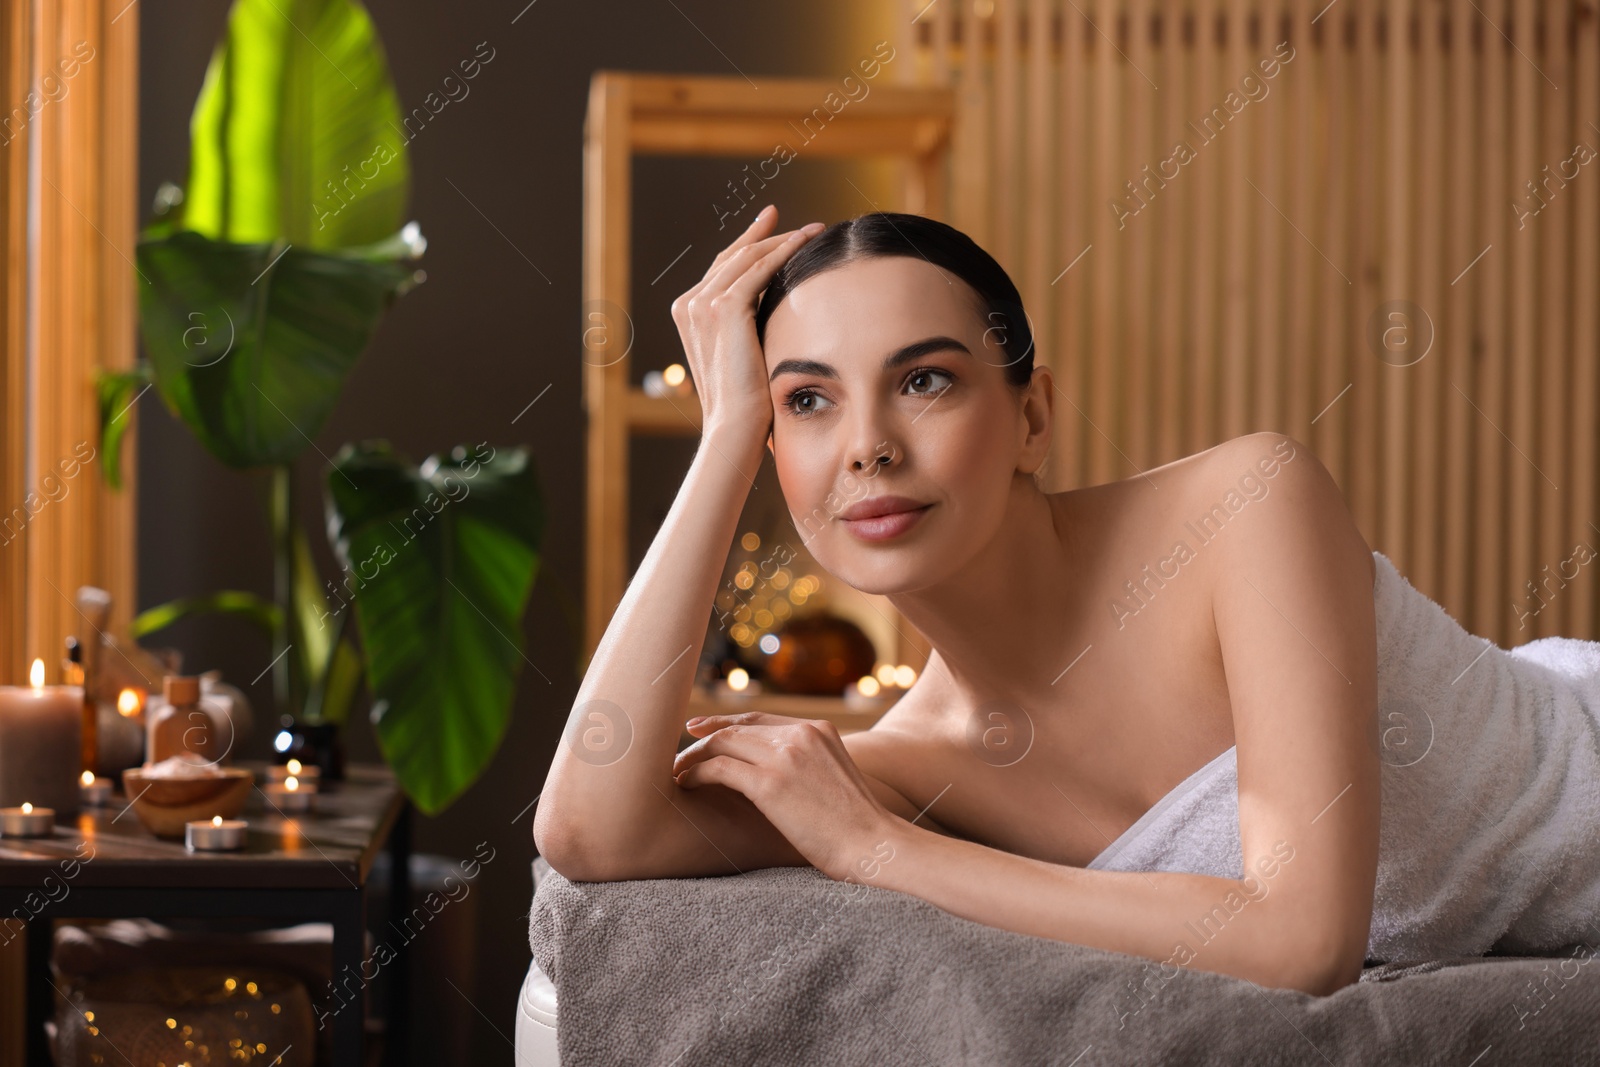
673, 711, 896, 882
670, 206, 824, 448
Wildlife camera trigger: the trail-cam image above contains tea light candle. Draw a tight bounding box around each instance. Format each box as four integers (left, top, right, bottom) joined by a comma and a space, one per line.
79, 770, 112, 806
186, 814, 247, 851
712, 668, 761, 703
843, 675, 892, 712
0, 801, 55, 837
265, 759, 321, 786
642, 364, 694, 398
263, 775, 316, 813
0, 659, 82, 813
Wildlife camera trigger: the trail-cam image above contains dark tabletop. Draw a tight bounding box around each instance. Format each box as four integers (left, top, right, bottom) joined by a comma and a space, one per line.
0, 762, 403, 890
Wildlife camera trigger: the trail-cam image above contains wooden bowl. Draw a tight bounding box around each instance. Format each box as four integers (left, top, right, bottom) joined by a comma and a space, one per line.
120, 766, 254, 839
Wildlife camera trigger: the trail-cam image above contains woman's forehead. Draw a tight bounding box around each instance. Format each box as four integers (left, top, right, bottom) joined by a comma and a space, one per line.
763, 256, 986, 357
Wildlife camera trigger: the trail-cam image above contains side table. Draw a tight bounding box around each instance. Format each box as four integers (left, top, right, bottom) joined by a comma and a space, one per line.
0, 761, 410, 1067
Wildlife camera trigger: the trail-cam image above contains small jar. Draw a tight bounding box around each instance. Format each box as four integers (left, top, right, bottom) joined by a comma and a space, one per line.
147, 675, 225, 766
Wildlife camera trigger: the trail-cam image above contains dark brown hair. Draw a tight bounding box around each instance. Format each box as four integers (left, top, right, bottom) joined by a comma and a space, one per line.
754, 212, 1035, 388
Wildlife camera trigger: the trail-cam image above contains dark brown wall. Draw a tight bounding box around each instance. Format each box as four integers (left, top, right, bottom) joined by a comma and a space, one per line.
136, 0, 894, 1060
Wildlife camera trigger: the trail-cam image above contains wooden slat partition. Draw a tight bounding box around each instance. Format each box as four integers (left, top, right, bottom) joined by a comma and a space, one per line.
0, 3, 139, 1058
911, 0, 1600, 646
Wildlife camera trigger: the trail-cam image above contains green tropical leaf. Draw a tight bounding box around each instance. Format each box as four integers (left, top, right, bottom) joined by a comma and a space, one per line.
326, 441, 545, 814
310, 634, 364, 727
184, 0, 409, 250
136, 230, 419, 468
95, 366, 152, 491
130, 591, 282, 640
292, 527, 334, 692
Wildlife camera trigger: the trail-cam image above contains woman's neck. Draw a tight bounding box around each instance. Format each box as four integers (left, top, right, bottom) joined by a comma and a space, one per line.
888, 475, 1093, 705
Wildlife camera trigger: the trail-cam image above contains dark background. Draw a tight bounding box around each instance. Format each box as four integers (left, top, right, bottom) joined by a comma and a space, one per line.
135, 0, 894, 1059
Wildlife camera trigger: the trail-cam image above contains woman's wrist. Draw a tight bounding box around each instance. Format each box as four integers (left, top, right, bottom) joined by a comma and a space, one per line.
700, 419, 769, 474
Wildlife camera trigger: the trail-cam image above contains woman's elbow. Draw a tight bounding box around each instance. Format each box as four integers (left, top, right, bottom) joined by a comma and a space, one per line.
1271, 930, 1366, 996
534, 809, 603, 883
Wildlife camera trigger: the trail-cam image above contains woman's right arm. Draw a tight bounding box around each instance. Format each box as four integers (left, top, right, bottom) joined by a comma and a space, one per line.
533, 206, 824, 881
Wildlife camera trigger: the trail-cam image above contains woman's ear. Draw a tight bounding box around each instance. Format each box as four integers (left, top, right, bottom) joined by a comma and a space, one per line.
1017, 365, 1054, 477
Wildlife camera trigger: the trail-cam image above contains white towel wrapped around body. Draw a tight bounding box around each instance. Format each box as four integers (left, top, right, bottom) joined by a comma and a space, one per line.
1088, 549, 1600, 962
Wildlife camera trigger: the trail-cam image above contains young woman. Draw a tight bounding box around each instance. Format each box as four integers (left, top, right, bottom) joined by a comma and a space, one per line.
535, 207, 1600, 997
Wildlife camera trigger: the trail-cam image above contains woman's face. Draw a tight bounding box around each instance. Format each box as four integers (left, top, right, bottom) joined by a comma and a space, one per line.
762, 255, 1048, 596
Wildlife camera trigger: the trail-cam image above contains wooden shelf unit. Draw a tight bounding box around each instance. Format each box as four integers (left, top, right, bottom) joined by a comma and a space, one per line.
581, 73, 956, 701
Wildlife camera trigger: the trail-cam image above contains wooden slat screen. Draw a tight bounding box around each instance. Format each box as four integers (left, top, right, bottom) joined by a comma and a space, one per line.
0, 0, 138, 686
909, 0, 1599, 646
0, 3, 139, 1060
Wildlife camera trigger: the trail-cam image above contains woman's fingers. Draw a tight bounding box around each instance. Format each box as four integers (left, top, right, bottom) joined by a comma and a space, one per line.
674, 716, 838, 777
701, 204, 778, 282
696, 227, 815, 301
675, 753, 760, 794
721, 222, 824, 303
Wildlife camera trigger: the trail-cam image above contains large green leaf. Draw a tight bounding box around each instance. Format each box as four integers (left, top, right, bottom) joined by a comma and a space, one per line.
136, 229, 420, 468
95, 366, 152, 490
184, 0, 409, 249
326, 441, 545, 814
130, 590, 281, 639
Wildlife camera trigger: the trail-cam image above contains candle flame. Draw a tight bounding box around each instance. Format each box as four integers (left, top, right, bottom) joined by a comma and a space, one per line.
727, 668, 749, 691
117, 688, 141, 717
81, 770, 95, 786
285, 776, 298, 791
286, 759, 302, 775
856, 676, 881, 697
212, 815, 223, 827
21, 802, 32, 814
29, 659, 44, 689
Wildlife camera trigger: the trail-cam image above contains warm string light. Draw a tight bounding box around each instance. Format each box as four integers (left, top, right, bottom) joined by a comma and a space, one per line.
718, 531, 819, 650
855, 663, 918, 699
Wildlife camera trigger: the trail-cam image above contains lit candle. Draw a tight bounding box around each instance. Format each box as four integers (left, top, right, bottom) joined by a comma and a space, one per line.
0, 659, 82, 813
642, 363, 695, 398
263, 775, 316, 814
713, 668, 762, 703
265, 758, 321, 785
79, 770, 111, 807
186, 813, 247, 851
0, 801, 55, 837
843, 674, 891, 712
116, 688, 143, 719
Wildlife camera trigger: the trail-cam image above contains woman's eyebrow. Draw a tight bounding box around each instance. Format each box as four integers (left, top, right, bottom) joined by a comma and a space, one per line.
768, 336, 972, 383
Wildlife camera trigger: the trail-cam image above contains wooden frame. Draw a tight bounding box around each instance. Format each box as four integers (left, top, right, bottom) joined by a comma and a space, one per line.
581, 73, 953, 725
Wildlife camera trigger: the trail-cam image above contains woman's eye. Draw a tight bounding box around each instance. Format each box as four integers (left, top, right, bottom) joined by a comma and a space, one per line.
784, 389, 830, 417
782, 369, 952, 419
907, 368, 954, 397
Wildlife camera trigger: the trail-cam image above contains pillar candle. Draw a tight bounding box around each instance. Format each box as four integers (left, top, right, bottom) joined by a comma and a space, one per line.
0, 659, 82, 813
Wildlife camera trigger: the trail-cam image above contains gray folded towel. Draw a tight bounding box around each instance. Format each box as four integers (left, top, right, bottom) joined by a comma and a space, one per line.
529, 864, 1600, 1065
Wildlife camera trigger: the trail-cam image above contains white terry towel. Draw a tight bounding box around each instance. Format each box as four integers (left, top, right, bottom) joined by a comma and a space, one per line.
1087, 550, 1600, 963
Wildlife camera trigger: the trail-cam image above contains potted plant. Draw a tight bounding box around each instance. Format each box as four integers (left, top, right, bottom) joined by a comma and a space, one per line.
99, 0, 545, 815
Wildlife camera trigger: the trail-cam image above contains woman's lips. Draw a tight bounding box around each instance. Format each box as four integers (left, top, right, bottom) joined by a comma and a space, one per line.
841, 503, 933, 542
